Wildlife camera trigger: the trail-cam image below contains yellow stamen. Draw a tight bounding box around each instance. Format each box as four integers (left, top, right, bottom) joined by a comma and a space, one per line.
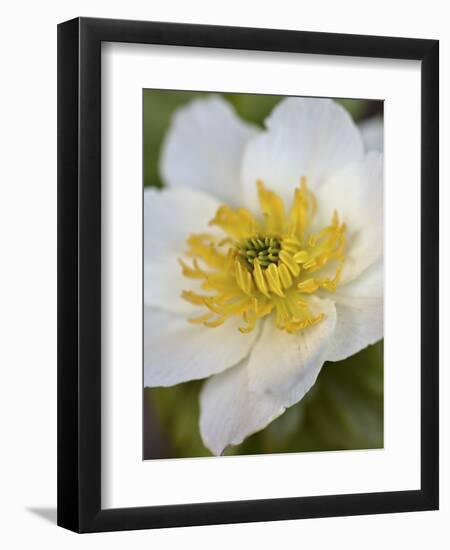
278, 263, 293, 288
265, 264, 285, 297
279, 250, 300, 276
178, 178, 347, 333
257, 179, 285, 233
188, 312, 214, 324
253, 260, 270, 297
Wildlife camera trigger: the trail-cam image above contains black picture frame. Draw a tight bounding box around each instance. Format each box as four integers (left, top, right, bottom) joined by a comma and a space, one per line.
57, 16, 439, 533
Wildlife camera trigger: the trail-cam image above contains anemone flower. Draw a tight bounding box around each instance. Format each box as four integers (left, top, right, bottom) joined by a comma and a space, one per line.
144, 96, 383, 456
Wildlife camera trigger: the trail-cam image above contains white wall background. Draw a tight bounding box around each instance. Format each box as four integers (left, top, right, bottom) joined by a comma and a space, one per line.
0, 0, 448, 547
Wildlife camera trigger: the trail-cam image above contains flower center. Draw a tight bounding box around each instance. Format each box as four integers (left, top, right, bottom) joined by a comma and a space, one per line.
237, 235, 281, 270
179, 177, 346, 333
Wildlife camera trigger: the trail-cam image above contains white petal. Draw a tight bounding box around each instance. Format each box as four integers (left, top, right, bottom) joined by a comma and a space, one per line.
160, 96, 258, 205
326, 260, 384, 362
314, 152, 383, 285
246, 296, 337, 405
144, 307, 259, 387
359, 116, 384, 152
144, 186, 220, 253
143, 186, 221, 314
241, 97, 364, 210
200, 360, 285, 456
200, 297, 336, 455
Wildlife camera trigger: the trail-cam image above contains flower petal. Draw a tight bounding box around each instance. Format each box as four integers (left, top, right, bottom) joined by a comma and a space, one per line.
246, 296, 337, 404
144, 186, 221, 314
144, 186, 221, 253
325, 260, 383, 362
160, 96, 259, 205
199, 360, 285, 456
144, 306, 259, 387
359, 115, 384, 152
241, 97, 365, 210
314, 151, 383, 285
200, 297, 336, 455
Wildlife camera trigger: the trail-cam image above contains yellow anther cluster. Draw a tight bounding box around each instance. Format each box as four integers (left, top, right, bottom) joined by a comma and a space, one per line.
179, 177, 346, 333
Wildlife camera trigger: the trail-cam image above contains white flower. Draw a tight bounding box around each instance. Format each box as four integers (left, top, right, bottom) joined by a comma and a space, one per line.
358, 115, 384, 153
144, 96, 383, 456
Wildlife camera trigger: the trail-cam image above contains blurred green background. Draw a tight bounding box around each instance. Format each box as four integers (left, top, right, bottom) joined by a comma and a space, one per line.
143, 90, 384, 459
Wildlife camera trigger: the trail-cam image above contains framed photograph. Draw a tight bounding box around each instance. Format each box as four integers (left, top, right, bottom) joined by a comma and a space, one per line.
57, 17, 439, 532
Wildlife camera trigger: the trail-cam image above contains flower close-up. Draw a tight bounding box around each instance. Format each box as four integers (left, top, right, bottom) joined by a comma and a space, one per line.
144, 96, 383, 456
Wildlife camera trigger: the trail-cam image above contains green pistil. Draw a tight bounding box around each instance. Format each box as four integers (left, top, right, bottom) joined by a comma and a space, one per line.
238, 235, 281, 269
